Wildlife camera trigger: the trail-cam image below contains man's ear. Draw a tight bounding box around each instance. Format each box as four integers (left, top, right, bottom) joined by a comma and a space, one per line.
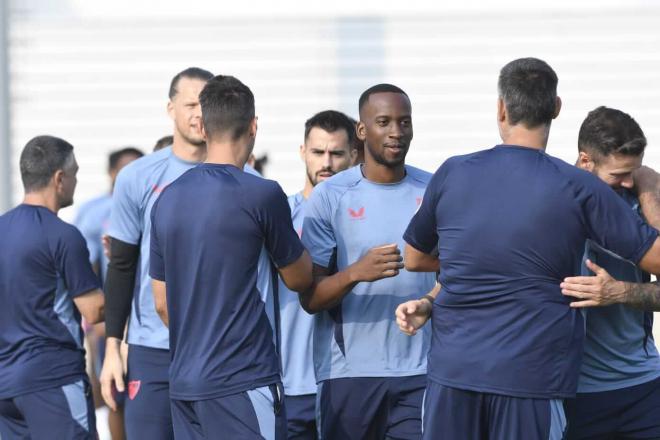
497, 97, 506, 123
349, 148, 358, 165
250, 117, 258, 138
167, 100, 175, 121
553, 96, 562, 119
200, 120, 208, 141
356, 121, 366, 141
577, 150, 595, 172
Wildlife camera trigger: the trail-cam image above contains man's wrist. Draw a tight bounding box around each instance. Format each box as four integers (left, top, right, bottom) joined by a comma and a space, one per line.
105, 336, 123, 352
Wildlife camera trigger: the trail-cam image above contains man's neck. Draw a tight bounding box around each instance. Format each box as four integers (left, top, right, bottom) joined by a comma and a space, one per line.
362, 161, 406, 184
205, 140, 249, 169
23, 191, 59, 213
171, 137, 206, 163
302, 180, 314, 199
501, 124, 551, 151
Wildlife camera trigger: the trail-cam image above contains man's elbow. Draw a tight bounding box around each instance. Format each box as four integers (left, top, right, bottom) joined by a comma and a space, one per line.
404, 258, 425, 272
298, 290, 321, 315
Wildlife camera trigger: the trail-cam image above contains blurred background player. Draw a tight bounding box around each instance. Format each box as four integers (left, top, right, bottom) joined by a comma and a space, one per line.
99, 67, 213, 440
153, 135, 173, 152
149, 74, 313, 439
560, 107, 660, 439
280, 109, 357, 439
75, 146, 144, 440
400, 57, 660, 440
300, 84, 435, 439
0, 136, 105, 439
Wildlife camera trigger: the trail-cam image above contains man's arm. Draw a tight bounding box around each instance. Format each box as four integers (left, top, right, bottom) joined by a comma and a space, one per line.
562, 259, 660, 311
404, 243, 440, 272
278, 250, 313, 293
104, 237, 140, 339
151, 279, 168, 327
396, 282, 441, 335
73, 288, 105, 324
299, 243, 404, 313
635, 166, 660, 229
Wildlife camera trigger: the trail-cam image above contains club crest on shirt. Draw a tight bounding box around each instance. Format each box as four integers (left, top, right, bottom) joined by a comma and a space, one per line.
348, 207, 365, 220
128, 380, 141, 400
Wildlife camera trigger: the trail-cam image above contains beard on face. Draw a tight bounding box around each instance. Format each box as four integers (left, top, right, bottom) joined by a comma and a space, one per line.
366, 143, 408, 168
307, 167, 335, 187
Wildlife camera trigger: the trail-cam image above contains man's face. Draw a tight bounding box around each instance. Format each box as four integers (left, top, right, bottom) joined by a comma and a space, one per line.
109, 153, 142, 188
587, 152, 643, 189
358, 92, 413, 168
301, 127, 355, 186
58, 156, 79, 208
168, 77, 207, 146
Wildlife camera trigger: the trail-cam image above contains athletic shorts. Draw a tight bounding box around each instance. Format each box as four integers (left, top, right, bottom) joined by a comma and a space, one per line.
565, 375, 660, 439
317, 375, 426, 440
0, 378, 96, 440
171, 383, 286, 440
422, 380, 566, 440
285, 393, 317, 440
125, 344, 173, 439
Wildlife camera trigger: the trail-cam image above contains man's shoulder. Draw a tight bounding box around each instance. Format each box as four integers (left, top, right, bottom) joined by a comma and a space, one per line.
115, 148, 172, 188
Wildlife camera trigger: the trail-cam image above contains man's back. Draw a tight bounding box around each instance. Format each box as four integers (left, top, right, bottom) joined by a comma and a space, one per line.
405, 145, 657, 399
150, 164, 303, 400
0, 205, 99, 399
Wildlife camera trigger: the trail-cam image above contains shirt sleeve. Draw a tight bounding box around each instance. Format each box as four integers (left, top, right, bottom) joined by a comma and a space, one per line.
301, 182, 337, 268
260, 182, 305, 268
579, 175, 658, 264
403, 166, 443, 254
74, 206, 102, 266
108, 167, 141, 245
56, 226, 102, 298
149, 197, 166, 282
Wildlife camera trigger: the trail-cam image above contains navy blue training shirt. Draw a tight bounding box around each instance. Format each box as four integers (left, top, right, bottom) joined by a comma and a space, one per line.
404, 145, 658, 399
0, 204, 100, 399
149, 163, 304, 401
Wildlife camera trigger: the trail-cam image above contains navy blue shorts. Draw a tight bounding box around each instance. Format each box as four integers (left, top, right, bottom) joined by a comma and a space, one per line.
317, 375, 426, 440
171, 383, 286, 440
422, 381, 566, 440
125, 344, 173, 439
0, 378, 96, 439
286, 393, 317, 440
565, 375, 660, 439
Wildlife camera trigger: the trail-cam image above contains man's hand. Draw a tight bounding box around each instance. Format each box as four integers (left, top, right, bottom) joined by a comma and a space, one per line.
396, 299, 432, 335
350, 244, 404, 282
560, 259, 628, 307
100, 337, 126, 411
102, 235, 111, 259
633, 165, 660, 195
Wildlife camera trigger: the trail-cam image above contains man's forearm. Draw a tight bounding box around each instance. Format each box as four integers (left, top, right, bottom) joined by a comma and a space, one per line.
623, 281, 660, 311
104, 238, 140, 339
300, 267, 359, 314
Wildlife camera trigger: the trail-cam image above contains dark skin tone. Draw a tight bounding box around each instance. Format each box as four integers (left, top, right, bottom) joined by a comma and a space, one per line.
299, 91, 412, 313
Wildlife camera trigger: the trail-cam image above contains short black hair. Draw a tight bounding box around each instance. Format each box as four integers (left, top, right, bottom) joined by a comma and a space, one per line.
358, 84, 409, 113
198, 75, 255, 141
169, 67, 214, 100
153, 135, 173, 152
304, 110, 356, 147
20, 135, 74, 192
578, 106, 646, 159
498, 58, 558, 128
108, 147, 144, 171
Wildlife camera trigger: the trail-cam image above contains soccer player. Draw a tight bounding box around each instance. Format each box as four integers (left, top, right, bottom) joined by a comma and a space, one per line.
557, 107, 660, 439
280, 110, 357, 439
99, 67, 213, 439
0, 136, 104, 439
398, 58, 660, 439
300, 84, 436, 439
75, 146, 143, 440
149, 75, 312, 439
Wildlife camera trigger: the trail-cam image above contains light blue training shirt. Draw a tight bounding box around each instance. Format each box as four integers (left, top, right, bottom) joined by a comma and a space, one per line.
302, 165, 435, 382
579, 189, 660, 393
